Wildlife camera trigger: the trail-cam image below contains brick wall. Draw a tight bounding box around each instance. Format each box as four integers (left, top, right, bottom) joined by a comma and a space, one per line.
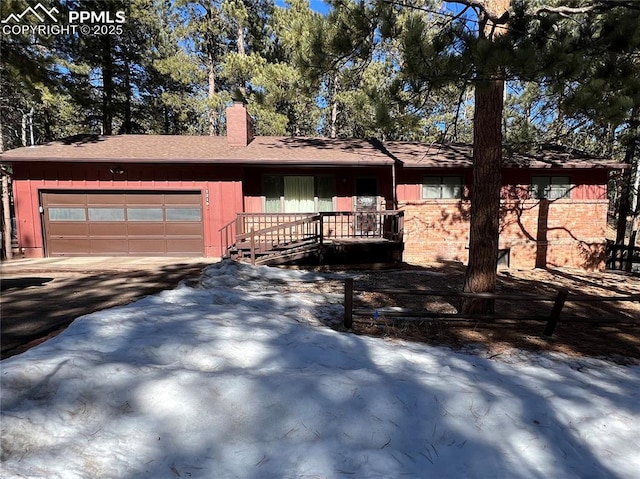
226, 103, 254, 147
400, 199, 608, 270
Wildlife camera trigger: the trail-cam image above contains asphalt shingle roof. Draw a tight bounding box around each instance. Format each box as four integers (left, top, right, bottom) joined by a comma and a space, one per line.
385, 142, 623, 169
1, 134, 623, 169
0, 135, 393, 166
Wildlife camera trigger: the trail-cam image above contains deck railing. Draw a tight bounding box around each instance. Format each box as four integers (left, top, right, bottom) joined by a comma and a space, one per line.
219, 210, 404, 262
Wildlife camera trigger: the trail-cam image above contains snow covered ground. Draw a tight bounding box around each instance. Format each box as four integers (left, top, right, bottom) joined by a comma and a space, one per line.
1, 261, 639, 479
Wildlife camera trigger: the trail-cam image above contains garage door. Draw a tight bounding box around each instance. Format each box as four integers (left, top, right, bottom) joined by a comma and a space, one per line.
42, 191, 204, 256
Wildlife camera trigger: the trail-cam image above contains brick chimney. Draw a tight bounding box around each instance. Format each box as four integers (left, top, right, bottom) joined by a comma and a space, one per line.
226, 102, 254, 147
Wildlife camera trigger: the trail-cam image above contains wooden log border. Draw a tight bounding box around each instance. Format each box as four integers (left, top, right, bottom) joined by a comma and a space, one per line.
342, 281, 640, 336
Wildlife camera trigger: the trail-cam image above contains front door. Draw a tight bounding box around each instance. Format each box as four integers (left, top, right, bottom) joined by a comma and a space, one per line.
354, 177, 379, 235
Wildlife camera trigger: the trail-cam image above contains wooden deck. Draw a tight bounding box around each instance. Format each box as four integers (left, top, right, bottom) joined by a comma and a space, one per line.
219, 211, 404, 265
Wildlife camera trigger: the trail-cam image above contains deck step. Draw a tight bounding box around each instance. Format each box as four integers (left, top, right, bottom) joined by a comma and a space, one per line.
234, 238, 317, 251
232, 241, 319, 265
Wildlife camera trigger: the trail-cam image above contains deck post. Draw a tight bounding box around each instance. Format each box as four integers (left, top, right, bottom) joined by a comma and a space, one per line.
543, 288, 568, 336
319, 214, 324, 246
625, 231, 636, 272
344, 277, 354, 329
250, 228, 256, 266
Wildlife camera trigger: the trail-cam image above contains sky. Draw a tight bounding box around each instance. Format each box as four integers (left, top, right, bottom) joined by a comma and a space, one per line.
1, 261, 639, 478
275, 0, 331, 14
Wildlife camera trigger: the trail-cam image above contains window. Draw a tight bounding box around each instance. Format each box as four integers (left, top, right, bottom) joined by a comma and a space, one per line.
88, 208, 125, 221
422, 176, 463, 199
166, 208, 201, 221
532, 176, 571, 200
264, 175, 284, 213
49, 208, 86, 221
127, 208, 163, 221
316, 176, 335, 212
284, 176, 314, 213
263, 175, 336, 213
498, 248, 510, 269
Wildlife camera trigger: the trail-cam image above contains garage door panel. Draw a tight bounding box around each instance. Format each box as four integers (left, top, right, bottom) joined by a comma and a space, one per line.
44, 193, 87, 205
89, 223, 128, 235
127, 223, 166, 235
47, 238, 91, 253
49, 223, 89, 235
166, 239, 204, 253
129, 239, 167, 253
90, 239, 128, 253
43, 191, 204, 257
165, 223, 202, 235
86, 194, 125, 205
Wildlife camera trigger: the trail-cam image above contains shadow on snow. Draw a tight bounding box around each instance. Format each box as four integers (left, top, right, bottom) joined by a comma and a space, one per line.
0, 260, 637, 478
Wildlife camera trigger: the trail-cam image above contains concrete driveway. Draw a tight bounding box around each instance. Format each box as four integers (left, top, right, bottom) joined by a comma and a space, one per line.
0, 257, 219, 359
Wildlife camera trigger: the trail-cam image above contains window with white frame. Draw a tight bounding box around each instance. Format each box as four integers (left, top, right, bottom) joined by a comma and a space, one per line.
263, 175, 336, 213
422, 176, 463, 199
531, 176, 572, 200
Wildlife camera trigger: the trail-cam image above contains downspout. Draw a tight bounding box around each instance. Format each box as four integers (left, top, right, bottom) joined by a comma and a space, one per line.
391, 162, 397, 210
371, 138, 401, 210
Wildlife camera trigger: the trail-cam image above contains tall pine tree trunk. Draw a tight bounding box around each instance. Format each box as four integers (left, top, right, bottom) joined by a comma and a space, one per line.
208, 51, 217, 136
237, 23, 247, 97
205, 4, 219, 137
1, 172, 12, 260
330, 74, 338, 138
616, 107, 639, 245
460, 0, 509, 314
461, 78, 504, 314
102, 36, 113, 136
0, 124, 12, 260
237, 25, 246, 55
122, 55, 132, 134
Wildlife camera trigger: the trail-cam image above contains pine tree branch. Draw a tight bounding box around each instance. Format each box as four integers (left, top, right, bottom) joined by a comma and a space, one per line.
534, 5, 600, 17
424, 0, 639, 21
458, 1, 510, 22
539, 1, 640, 15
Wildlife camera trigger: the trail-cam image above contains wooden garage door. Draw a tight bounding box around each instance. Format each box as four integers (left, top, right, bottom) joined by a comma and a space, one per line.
42, 191, 204, 256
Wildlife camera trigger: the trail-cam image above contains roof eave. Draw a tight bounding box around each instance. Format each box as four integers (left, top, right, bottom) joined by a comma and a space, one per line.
1, 156, 393, 167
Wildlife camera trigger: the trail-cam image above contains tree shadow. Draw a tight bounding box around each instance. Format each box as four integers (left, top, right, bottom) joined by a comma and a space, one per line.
59, 134, 104, 145
0, 277, 53, 292
0, 262, 212, 359
349, 261, 640, 361
499, 185, 606, 271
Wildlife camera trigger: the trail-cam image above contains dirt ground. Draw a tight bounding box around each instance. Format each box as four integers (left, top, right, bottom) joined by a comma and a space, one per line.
310, 262, 640, 364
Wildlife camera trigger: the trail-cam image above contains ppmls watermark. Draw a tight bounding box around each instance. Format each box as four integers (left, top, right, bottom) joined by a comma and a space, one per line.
1, 2, 127, 37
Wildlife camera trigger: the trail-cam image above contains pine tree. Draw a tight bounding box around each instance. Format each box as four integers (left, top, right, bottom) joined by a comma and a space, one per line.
321, 0, 640, 311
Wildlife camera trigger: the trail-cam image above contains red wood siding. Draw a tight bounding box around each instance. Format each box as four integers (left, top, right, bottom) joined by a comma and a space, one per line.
11, 163, 245, 257
396, 168, 608, 202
